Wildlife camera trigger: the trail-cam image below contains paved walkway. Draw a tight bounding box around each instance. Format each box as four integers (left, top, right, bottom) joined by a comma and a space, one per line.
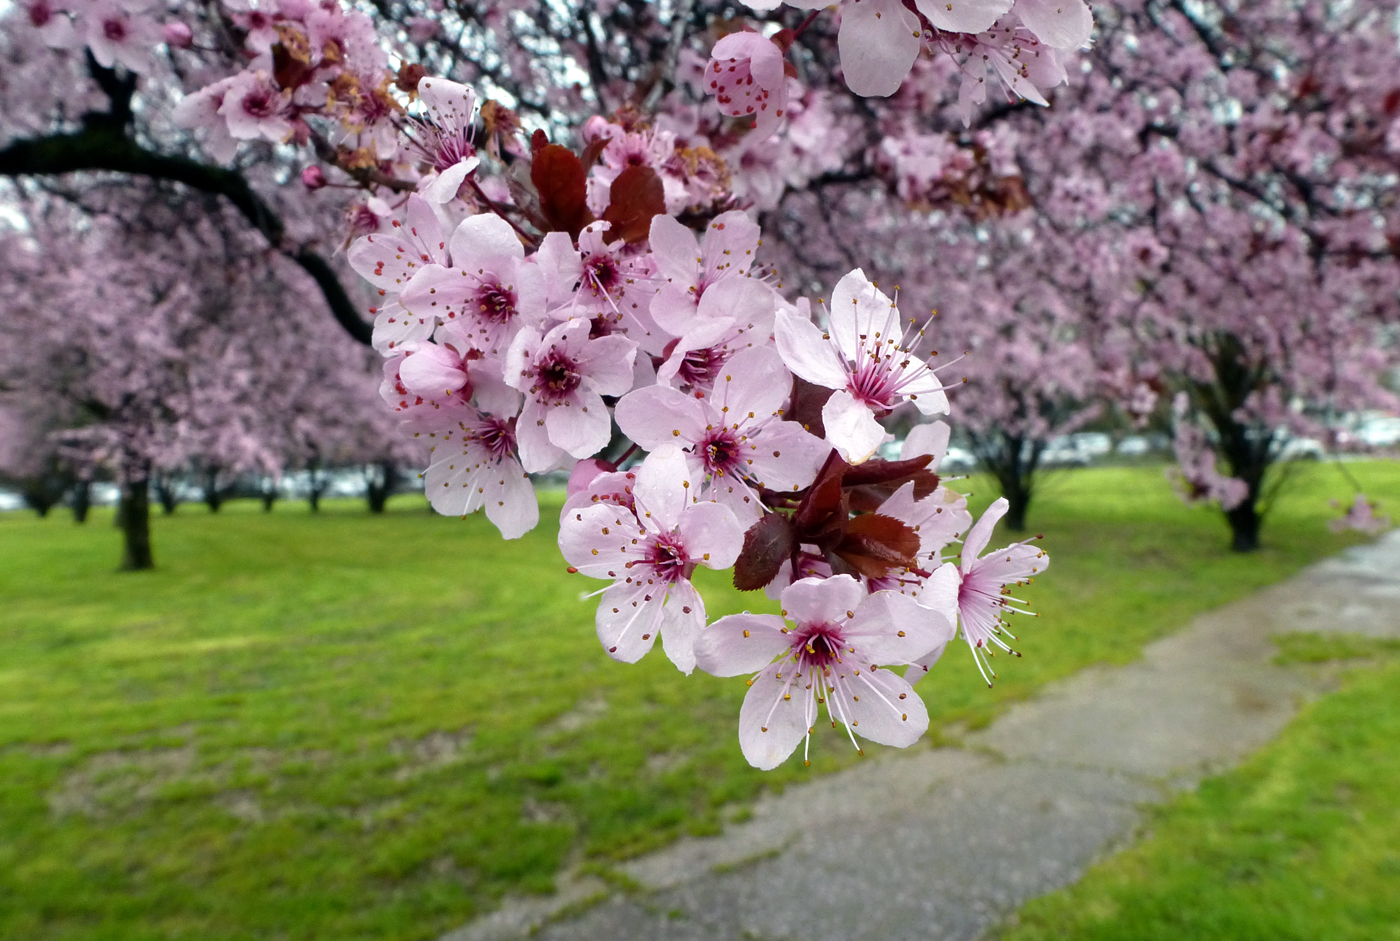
444, 531, 1400, 941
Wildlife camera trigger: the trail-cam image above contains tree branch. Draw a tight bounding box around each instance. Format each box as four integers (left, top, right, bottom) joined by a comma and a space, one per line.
0, 127, 373, 346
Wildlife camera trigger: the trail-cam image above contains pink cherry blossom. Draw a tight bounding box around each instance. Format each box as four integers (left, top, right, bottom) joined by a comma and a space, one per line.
25, 0, 77, 48
1328, 494, 1391, 535
505, 318, 636, 471
217, 70, 294, 143
80, 0, 158, 73
653, 277, 776, 393
775, 269, 948, 464
694, 575, 951, 769
399, 213, 546, 356
559, 445, 745, 673
409, 76, 481, 204
418, 408, 538, 539
706, 30, 789, 140
648, 210, 763, 328
347, 196, 450, 353
615, 345, 830, 526
915, 497, 1048, 687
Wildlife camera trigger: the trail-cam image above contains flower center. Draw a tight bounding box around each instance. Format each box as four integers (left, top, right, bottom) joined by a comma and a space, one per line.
700, 429, 740, 476
103, 17, 127, 42
28, 2, 53, 28
645, 534, 690, 583
790, 622, 846, 670
677, 345, 724, 388
475, 282, 517, 323
583, 254, 621, 295
473, 418, 516, 460
535, 350, 581, 402
243, 89, 278, 119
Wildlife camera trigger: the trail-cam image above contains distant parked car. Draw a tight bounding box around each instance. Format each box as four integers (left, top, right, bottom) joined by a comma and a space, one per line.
1070, 432, 1112, 458
1356, 416, 1400, 448
940, 447, 977, 473
1042, 436, 1091, 467
1276, 435, 1325, 461
1116, 435, 1151, 456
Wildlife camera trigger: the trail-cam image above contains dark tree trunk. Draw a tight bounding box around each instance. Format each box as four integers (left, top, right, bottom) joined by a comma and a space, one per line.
71, 480, 91, 523
203, 468, 224, 513
154, 476, 179, 514
1226, 501, 1261, 552
1001, 475, 1033, 533
366, 462, 395, 514
308, 487, 322, 512
261, 489, 277, 512
118, 478, 154, 571
969, 431, 1043, 534
1191, 334, 1275, 553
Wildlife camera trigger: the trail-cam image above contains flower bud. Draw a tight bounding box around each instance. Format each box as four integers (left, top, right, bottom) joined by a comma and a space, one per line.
163, 21, 193, 49
301, 166, 327, 190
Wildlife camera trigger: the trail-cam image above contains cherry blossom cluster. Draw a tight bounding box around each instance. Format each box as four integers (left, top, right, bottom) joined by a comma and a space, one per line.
705, 0, 1092, 141
345, 77, 1050, 768
171, 0, 392, 164
1166, 394, 1248, 512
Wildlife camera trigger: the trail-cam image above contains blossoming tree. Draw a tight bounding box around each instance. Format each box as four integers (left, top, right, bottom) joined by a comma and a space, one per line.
0, 0, 1095, 767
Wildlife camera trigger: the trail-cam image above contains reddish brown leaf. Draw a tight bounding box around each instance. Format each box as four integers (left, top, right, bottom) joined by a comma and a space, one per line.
733, 513, 797, 591
530, 129, 551, 155
842, 455, 933, 487
530, 143, 594, 239
580, 135, 609, 170
788, 376, 834, 439
832, 514, 919, 579
601, 166, 667, 244
792, 451, 849, 539
271, 43, 314, 91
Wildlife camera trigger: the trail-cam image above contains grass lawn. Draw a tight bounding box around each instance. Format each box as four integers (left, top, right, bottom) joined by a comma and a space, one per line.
0, 461, 1395, 940
993, 633, 1400, 941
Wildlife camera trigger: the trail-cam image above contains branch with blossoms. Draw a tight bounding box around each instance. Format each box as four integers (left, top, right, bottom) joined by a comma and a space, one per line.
3, 0, 1072, 769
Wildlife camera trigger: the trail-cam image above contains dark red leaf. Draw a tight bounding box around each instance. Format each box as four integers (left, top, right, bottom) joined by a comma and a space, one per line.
601, 166, 667, 244
530, 129, 551, 155
733, 513, 797, 591
847, 469, 941, 513
530, 143, 594, 239
843, 454, 940, 511
792, 451, 849, 539
271, 43, 314, 90
788, 376, 833, 439
579, 135, 609, 170
831, 513, 919, 579
841, 454, 933, 487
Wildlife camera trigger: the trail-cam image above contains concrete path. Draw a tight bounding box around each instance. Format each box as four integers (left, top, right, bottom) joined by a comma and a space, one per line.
443, 531, 1400, 941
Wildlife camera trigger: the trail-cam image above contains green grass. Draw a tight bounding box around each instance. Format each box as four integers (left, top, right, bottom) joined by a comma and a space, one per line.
994, 635, 1400, 941
0, 461, 1395, 940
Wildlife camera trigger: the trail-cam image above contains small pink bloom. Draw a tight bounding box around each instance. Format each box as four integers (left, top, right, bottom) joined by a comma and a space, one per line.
410, 76, 481, 204
911, 497, 1048, 687
775, 269, 948, 463
615, 345, 829, 527
399, 213, 547, 356
346, 196, 449, 353
162, 21, 193, 48
217, 69, 293, 142
505, 318, 636, 471
559, 445, 745, 673
301, 165, 327, 189
706, 30, 789, 140
81, 0, 158, 74
695, 575, 951, 769
648, 210, 762, 328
